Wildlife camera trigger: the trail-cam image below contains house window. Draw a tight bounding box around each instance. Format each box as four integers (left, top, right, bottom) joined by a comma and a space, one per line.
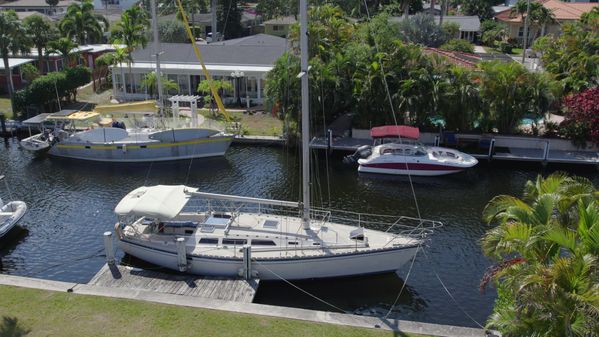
47, 60, 56, 72
114, 73, 122, 91
56, 59, 63, 71
177, 74, 189, 95
272, 25, 280, 31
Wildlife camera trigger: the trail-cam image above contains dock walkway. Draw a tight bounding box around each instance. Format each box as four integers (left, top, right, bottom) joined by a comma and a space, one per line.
310, 136, 599, 166
89, 264, 260, 303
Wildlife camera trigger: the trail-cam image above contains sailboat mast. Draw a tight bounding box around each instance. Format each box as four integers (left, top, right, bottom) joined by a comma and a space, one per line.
299, 0, 310, 229
150, 0, 163, 115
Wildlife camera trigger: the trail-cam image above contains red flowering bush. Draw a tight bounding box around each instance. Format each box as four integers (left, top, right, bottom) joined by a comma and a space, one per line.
561, 87, 599, 147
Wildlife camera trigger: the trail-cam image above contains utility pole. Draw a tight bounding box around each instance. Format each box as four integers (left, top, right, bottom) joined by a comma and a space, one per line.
150, 0, 163, 115
521, 0, 531, 64
211, 0, 218, 41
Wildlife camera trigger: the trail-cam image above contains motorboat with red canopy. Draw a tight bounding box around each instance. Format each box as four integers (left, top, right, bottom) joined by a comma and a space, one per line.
347, 125, 478, 176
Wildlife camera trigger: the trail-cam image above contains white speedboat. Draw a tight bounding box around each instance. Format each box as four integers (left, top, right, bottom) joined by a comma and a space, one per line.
0, 176, 27, 238
351, 126, 478, 176
113, 0, 441, 281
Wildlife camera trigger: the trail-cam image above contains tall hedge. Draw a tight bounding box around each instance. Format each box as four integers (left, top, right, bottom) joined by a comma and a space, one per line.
14, 65, 91, 113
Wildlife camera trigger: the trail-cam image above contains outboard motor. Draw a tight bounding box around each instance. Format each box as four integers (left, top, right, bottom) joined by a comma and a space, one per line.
343, 145, 372, 165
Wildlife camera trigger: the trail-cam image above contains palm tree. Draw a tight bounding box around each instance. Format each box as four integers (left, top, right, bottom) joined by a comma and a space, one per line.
511, 0, 542, 47
481, 173, 599, 336
96, 47, 128, 94
141, 71, 179, 97
112, 7, 149, 95
60, 0, 108, 45
23, 15, 56, 73
532, 6, 555, 37
47, 37, 78, 69
0, 11, 31, 112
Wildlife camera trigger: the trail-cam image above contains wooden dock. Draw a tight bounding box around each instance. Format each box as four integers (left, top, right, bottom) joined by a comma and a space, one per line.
88, 264, 260, 303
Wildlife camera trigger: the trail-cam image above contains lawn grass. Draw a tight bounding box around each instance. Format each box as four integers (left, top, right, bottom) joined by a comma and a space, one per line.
483, 45, 523, 56
77, 84, 113, 105
0, 95, 13, 119
0, 285, 427, 337
199, 108, 283, 137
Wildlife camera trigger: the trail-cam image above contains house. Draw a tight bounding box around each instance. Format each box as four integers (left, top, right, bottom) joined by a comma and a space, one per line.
438, 16, 481, 42
111, 34, 288, 104
422, 2, 442, 15
158, 11, 261, 39
495, 0, 598, 43
92, 0, 137, 11
390, 15, 481, 42
263, 16, 296, 37
0, 0, 77, 17
0, 58, 36, 93
15, 11, 54, 21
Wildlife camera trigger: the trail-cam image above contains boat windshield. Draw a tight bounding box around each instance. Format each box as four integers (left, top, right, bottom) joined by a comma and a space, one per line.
380, 145, 427, 156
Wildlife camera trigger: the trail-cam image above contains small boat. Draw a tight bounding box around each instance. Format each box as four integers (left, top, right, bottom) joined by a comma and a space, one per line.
20, 104, 232, 162
348, 125, 478, 176
113, 0, 441, 281
0, 175, 27, 238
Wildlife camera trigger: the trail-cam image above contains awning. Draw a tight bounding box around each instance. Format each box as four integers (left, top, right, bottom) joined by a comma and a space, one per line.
45, 109, 79, 120
115, 185, 199, 220
94, 100, 159, 115
22, 113, 51, 126
370, 125, 420, 140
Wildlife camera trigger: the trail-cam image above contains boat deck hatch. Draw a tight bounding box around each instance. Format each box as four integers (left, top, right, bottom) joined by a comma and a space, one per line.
262, 220, 279, 229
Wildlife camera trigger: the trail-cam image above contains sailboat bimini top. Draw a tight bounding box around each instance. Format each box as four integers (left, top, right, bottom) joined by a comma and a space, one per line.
114, 185, 198, 219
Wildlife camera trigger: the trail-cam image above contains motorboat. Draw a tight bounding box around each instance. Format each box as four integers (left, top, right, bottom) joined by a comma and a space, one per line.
348, 125, 478, 176
0, 175, 27, 238
113, 0, 441, 281
20, 102, 232, 162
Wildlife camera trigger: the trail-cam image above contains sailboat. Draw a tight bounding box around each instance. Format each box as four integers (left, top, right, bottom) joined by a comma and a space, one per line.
113, 0, 440, 280
19, 0, 232, 163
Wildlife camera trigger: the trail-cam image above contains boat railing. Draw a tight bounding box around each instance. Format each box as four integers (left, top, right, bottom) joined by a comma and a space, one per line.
182, 196, 441, 239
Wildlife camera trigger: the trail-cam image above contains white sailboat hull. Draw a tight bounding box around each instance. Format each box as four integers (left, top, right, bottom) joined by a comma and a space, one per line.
119, 239, 418, 280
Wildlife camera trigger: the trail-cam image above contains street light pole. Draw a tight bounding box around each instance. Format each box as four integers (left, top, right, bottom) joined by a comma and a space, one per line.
521, 0, 531, 64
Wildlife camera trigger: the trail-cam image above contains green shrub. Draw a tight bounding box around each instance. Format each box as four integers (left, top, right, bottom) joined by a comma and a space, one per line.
498, 41, 512, 54
440, 39, 475, 53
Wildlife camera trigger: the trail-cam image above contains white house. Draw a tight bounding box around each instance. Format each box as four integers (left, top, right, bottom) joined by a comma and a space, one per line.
92, 0, 137, 11
111, 34, 288, 105
0, 0, 77, 17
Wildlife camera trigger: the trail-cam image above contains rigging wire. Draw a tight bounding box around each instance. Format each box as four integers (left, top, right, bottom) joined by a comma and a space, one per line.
383, 243, 421, 319
253, 259, 346, 313
361, 0, 422, 221
421, 248, 486, 329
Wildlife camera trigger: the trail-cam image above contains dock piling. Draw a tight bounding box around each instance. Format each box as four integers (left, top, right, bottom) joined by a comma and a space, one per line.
103, 232, 115, 265
0, 113, 7, 139
488, 138, 495, 161
242, 245, 252, 280
176, 237, 188, 272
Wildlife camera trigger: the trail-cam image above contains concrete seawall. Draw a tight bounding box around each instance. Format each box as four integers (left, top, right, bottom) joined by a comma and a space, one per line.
0, 272, 489, 337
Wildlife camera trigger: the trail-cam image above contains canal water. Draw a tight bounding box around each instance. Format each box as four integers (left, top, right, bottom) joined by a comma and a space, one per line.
1, 138, 597, 327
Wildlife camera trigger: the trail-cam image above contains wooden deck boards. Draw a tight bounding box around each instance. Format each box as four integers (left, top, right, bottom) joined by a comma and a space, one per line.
88, 264, 260, 303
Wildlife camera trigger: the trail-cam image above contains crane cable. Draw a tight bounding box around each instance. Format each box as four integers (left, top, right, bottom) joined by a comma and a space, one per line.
175, 0, 231, 123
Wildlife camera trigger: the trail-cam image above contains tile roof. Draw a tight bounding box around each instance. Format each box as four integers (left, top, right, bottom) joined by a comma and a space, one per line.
423, 47, 482, 69
264, 16, 297, 25
496, 0, 598, 22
